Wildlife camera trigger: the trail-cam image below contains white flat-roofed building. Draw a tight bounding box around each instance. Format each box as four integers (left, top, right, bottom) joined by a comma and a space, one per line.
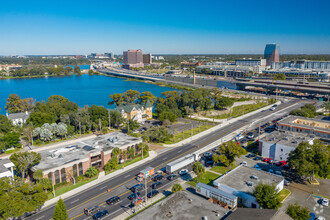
0, 159, 15, 178
213, 165, 284, 208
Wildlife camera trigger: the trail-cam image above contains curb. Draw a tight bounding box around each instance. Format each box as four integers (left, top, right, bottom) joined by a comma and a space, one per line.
42, 151, 157, 209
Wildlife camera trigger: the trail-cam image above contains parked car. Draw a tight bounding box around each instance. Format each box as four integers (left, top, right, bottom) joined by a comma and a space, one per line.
254, 164, 260, 169
153, 175, 164, 182
147, 190, 159, 198
130, 184, 144, 192
204, 152, 212, 159
263, 158, 272, 162
246, 153, 255, 158
179, 169, 188, 176
276, 161, 287, 166
246, 132, 254, 139
283, 164, 290, 170
240, 161, 247, 166
309, 212, 316, 220
151, 182, 163, 189
268, 169, 274, 173
240, 138, 248, 144
167, 174, 178, 181
320, 198, 329, 207
205, 160, 214, 167
253, 156, 262, 161
275, 171, 282, 176
106, 196, 120, 205
317, 217, 325, 220
84, 206, 100, 216
284, 179, 290, 186
128, 192, 141, 200
92, 210, 109, 220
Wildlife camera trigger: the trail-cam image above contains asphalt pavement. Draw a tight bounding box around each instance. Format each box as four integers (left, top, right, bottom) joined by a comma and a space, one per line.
27, 99, 305, 220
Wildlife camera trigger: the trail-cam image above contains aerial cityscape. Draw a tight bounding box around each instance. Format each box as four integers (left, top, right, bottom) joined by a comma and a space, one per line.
0, 1, 329, 220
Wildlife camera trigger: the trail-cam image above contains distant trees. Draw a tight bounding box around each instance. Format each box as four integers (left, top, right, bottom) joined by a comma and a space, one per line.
286, 202, 310, 220
287, 140, 329, 180
74, 66, 81, 75
5, 94, 35, 113
290, 104, 317, 118
273, 73, 286, 80
253, 182, 281, 209
53, 198, 69, 220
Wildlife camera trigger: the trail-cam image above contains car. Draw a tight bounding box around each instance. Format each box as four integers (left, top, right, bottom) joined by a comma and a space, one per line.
253, 156, 262, 161
283, 164, 290, 170
147, 190, 159, 198
246, 153, 255, 158
263, 158, 272, 162
317, 217, 325, 220
276, 161, 287, 166
130, 184, 144, 192
153, 175, 164, 182
205, 160, 214, 167
84, 206, 100, 216
106, 196, 120, 205
254, 164, 260, 169
92, 210, 109, 220
284, 179, 290, 186
240, 138, 248, 144
320, 198, 329, 207
272, 104, 278, 107
240, 161, 247, 166
128, 192, 141, 200
246, 132, 254, 139
151, 182, 162, 189
275, 171, 282, 176
270, 107, 276, 111
268, 169, 274, 173
167, 174, 178, 181
179, 169, 188, 176
204, 152, 212, 159
309, 212, 316, 220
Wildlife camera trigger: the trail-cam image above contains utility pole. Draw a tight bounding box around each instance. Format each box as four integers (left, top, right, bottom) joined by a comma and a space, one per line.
108, 109, 111, 129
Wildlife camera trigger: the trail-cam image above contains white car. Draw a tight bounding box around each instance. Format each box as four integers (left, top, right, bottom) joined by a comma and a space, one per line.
317, 216, 325, 220
270, 107, 276, 111
321, 198, 329, 207
179, 169, 188, 176
240, 161, 247, 166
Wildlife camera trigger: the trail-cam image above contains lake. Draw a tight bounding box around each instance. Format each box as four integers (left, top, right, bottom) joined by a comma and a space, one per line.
0, 75, 178, 114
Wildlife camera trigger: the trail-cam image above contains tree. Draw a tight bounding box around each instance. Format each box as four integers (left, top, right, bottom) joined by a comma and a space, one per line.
47, 95, 69, 103
137, 91, 156, 105
171, 183, 183, 193
5, 94, 22, 113
288, 141, 329, 180
286, 202, 310, 220
322, 101, 330, 112
23, 125, 34, 145
110, 110, 124, 127
123, 90, 140, 104
218, 141, 246, 165
212, 154, 221, 164
10, 152, 41, 180
84, 167, 99, 178
27, 112, 54, 127
104, 157, 118, 171
159, 111, 177, 122
214, 96, 234, 110
253, 182, 281, 209
39, 178, 52, 192
274, 73, 286, 80
146, 126, 172, 142
57, 123, 68, 139
219, 155, 230, 167
40, 128, 53, 142
109, 93, 124, 106
53, 198, 69, 220
192, 162, 205, 181
74, 66, 81, 75
112, 147, 121, 158
1, 132, 20, 148
0, 115, 12, 133
33, 169, 44, 182
33, 127, 41, 139
0, 177, 48, 219
126, 119, 140, 131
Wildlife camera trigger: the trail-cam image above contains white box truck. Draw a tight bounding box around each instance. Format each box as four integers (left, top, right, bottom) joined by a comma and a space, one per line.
166, 154, 199, 173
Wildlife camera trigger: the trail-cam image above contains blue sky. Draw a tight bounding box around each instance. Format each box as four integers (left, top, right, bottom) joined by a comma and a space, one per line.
0, 0, 329, 55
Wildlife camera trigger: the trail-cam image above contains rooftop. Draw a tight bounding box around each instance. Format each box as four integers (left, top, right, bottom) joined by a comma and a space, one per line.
278, 115, 330, 133
0, 159, 14, 173
260, 130, 314, 147
7, 112, 30, 120
33, 132, 142, 172
213, 165, 284, 195
131, 191, 227, 220
225, 208, 292, 220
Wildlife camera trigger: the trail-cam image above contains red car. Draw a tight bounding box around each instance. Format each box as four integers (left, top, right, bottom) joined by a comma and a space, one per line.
263, 158, 272, 162
276, 161, 287, 166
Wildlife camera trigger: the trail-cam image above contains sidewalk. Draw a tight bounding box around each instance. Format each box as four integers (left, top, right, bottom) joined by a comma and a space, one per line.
42, 151, 157, 209
163, 101, 281, 148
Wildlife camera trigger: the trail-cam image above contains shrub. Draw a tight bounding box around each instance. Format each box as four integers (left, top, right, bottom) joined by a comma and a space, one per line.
171, 183, 183, 193
84, 167, 99, 178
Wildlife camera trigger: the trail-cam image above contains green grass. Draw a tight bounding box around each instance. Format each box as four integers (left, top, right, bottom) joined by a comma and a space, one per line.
212, 102, 269, 119
278, 189, 291, 202
47, 176, 98, 200
4, 148, 22, 154
186, 171, 220, 187
210, 164, 237, 174
163, 124, 214, 144
105, 153, 149, 175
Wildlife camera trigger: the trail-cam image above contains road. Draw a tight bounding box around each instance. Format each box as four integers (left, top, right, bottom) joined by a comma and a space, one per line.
27, 99, 306, 220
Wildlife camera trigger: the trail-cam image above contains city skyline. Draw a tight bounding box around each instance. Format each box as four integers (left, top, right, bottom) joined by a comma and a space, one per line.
0, 0, 329, 55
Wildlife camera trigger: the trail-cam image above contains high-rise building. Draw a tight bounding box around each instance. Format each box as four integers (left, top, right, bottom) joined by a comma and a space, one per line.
143, 53, 152, 64
123, 49, 144, 69
264, 44, 280, 66
110, 52, 114, 59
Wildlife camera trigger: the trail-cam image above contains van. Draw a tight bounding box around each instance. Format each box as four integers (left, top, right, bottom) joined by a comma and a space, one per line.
84, 206, 100, 216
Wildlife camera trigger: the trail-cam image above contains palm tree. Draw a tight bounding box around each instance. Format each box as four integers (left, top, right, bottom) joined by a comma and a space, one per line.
112, 147, 121, 158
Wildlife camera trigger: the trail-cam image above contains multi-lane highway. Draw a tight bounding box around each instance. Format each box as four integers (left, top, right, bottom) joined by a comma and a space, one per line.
27, 99, 306, 220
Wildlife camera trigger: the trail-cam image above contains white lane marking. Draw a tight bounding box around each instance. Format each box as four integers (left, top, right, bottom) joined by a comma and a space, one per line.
162, 157, 168, 160
124, 174, 131, 178
35, 216, 45, 220
108, 208, 123, 216
100, 185, 108, 190
70, 199, 80, 204
178, 150, 182, 153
